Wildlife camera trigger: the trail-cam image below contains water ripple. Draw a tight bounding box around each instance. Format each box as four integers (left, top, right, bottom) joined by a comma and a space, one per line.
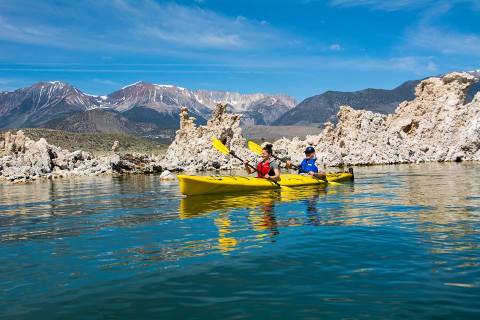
1, 164, 480, 319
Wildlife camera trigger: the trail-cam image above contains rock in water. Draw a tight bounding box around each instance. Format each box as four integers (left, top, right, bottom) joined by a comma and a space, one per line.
161, 103, 251, 171
274, 72, 480, 166
1, 135, 53, 181
159, 170, 175, 180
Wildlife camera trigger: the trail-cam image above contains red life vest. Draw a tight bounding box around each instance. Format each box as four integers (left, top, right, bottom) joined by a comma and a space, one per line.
257, 160, 273, 178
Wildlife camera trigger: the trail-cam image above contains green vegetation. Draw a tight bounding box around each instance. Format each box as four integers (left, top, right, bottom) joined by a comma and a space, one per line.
3, 128, 168, 156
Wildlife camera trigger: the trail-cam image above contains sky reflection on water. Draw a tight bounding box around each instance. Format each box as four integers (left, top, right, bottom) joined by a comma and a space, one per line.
0, 163, 479, 319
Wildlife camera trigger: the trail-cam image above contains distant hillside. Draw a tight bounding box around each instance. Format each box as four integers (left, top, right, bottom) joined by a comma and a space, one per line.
242, 125, 324, 142
274, 80, 419, 126
5, 128, 167, 155
46, 109, 140, 134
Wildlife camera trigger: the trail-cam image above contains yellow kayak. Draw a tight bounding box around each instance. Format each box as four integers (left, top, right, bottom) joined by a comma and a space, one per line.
178, 171, 354, 196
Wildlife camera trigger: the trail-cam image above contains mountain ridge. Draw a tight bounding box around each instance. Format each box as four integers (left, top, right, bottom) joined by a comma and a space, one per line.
0, 81, 296, 131
274, 80, 420, 126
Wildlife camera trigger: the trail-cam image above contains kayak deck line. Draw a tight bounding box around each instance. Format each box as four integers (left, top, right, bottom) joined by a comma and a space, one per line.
178, 172, 354, 196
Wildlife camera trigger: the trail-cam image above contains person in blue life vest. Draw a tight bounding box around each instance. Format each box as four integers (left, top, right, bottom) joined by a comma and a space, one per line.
243, 144, 281, 182
286, 146, 327, 181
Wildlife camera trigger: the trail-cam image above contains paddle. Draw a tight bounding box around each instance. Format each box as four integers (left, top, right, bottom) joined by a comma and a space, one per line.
211, 137, 285, 188
246, 140, 338, 185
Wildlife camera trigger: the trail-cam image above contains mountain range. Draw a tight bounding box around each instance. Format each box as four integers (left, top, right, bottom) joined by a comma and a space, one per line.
0, 81, 296, 136
1, 71, 479, 140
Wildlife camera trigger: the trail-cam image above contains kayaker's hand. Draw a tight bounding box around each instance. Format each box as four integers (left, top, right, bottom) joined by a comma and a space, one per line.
308, 171, 315, 176
286, 160, 292, 168
243, 160, 249, 166
264, 174, 270, 179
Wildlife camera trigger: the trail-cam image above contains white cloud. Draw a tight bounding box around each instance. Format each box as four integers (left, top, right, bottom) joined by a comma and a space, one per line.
0, 78, 15, 85
329, 0, 480, 13
327, 56, 438, 74
426, 60, 438, 72
329, 0, 433, 11
0, 67, 290, 75
329, 43, 342, 51
232, 55, 439, 74
92, 78, 120, 86
406, 25, 480, 57
115, 1, 265, 50
0, 0, 458, 79
0, 16, 73, 49
0, 0, 289, 52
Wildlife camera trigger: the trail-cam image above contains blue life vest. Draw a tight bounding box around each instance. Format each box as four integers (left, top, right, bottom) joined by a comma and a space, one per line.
298, 158, 319, 174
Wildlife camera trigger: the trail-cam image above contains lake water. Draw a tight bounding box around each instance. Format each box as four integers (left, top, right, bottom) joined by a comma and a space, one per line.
1, 163, 480, 319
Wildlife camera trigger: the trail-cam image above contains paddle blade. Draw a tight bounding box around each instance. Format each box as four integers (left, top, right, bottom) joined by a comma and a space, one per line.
211, 137, 230, 155
247, 140, 263, 155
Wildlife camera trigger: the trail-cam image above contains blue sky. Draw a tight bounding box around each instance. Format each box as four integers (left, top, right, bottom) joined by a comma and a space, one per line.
0, 0, 479, 99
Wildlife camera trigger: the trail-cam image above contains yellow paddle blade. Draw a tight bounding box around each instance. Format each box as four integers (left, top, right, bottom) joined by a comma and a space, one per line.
211, 137, 230, 155
247, 140, 263, 155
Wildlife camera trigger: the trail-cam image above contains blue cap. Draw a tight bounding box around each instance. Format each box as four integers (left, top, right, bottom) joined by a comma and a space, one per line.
305, 146, 315, 154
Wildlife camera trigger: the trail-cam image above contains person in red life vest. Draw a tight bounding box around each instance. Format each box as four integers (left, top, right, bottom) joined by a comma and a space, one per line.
243, 143, 280, 182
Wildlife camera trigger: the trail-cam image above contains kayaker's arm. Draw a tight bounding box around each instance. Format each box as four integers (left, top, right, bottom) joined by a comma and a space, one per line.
309, 171, 327, 181
286, 160, 293, 169
265, 167, 280, 182
243, 160, 255, 174
286, 160, 301, 169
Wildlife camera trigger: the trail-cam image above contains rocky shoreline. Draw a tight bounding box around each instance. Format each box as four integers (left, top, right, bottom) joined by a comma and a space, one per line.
275, 72, 480, 166
1, 72, 479, 183
0, 130, 164, 183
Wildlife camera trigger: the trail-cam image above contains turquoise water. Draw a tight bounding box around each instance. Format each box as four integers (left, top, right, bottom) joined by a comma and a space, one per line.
1, 163, 480, 319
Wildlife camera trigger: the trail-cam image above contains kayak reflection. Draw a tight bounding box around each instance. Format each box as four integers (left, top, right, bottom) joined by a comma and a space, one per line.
179, 186, 330, 218
179, 186, 347, 253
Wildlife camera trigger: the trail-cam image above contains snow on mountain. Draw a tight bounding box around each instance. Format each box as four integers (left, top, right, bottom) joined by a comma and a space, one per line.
106, 82, 211, 118
154, 84, 186, 90
0, 81, 103, 129
194, 90, 268, 112
0, 80, 297, 130
106, 82, 296, 125
193, 90, 296, 124
467, 70, 480, 79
